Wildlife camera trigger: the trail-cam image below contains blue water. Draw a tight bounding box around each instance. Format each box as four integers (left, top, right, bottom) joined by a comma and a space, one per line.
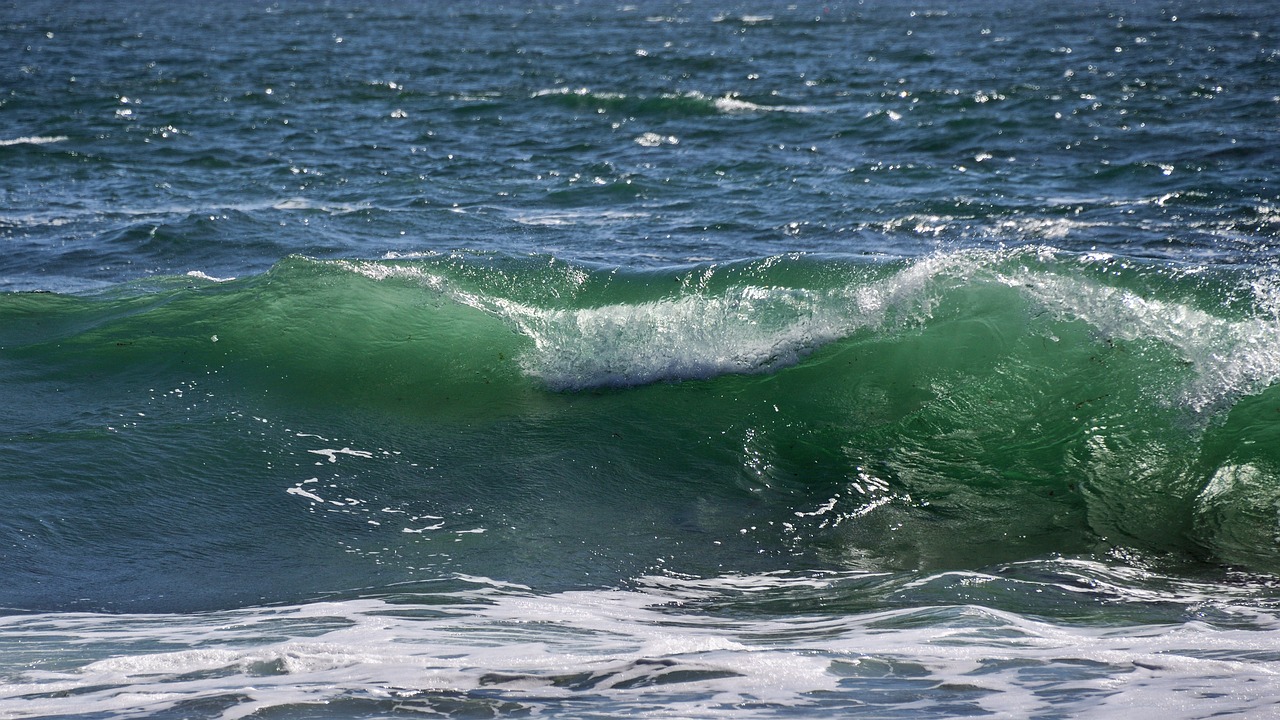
3, 0, 1280, 717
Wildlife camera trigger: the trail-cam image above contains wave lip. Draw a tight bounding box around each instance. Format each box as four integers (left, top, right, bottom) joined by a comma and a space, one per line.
517, 289, 828, 390
326, 248, 1280, 412
507, 271, 907, 391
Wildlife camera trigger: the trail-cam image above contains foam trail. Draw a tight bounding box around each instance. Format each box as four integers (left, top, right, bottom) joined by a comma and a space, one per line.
2, 571, 1278, 720
0, 135, 68, 146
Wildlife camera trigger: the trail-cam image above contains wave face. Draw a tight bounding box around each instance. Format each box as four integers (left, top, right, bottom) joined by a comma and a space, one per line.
4, 249, 1280, 615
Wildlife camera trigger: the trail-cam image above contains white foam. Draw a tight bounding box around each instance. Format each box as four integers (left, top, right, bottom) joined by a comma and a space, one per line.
990, 215, 1106, 241
681, 90, 813, 114
510, 210, 649, 227
185, 270, 236, 283
634, 132, 679, 147
286, 484, 325, 503
515, 289, 838, 389
1, 571, 1276, 720
712, 14, 774, 24
271, 197, 366, 214
0, 135, 67, 147
531, 87, 625, 101
308, 447, 375, 463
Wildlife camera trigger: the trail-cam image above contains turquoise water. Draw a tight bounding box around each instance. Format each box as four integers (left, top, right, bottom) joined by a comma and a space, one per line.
3, 1, 1280, 717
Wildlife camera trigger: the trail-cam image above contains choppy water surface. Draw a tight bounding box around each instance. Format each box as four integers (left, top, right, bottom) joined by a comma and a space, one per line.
2, 0, 1279, 717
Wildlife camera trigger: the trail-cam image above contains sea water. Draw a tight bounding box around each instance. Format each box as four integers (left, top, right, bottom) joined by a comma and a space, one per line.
2, 0, 1280, 717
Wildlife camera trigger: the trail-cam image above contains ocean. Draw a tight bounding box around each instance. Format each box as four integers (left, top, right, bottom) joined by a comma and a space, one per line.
2, 0, 1280, 716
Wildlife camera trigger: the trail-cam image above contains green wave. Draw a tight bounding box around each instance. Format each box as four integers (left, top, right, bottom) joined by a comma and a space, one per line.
3, 249, 1280, 583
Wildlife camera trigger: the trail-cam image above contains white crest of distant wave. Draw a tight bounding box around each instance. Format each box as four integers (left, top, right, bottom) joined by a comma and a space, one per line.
0, 135, 68, 146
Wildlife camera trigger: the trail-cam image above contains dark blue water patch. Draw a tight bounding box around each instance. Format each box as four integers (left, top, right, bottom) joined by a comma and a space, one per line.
3, 0, 1277, 286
